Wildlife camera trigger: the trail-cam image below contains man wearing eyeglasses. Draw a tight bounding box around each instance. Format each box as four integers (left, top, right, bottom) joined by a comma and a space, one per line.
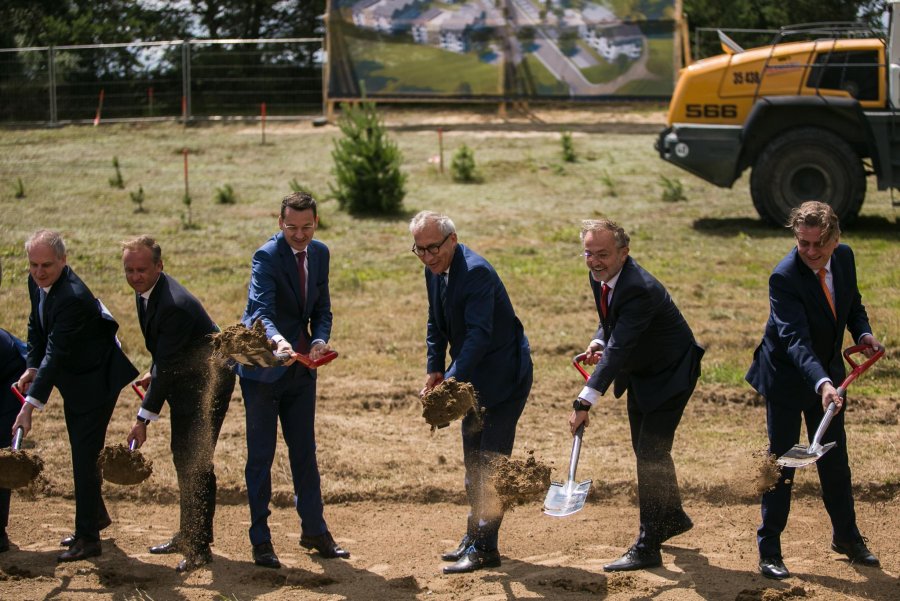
409, 210, 533, 574
568, 218, 704, 572
236, 192, 348, 570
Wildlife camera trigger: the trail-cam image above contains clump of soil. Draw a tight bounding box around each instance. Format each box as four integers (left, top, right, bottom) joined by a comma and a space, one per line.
0, 449, 44, 489
211, 320, 272, 358
421, 378, 479, 431
489, 450, 552, 511
735, 585, 807, 601
98, 444, 153, 485
754, 449, 782, 495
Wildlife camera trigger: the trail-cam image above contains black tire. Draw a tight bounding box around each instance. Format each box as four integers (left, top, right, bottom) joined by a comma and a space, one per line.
749, 127, 865, 226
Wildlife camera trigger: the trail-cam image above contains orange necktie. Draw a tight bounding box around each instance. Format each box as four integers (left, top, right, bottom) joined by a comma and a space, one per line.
817, 268, 836, 318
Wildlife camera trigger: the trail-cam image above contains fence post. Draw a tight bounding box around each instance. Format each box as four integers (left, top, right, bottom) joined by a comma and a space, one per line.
182, 40, 192, 124
48, 46, 57, 125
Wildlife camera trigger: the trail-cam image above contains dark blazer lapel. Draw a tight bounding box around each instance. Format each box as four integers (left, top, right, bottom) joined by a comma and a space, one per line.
277, 234, 303, 307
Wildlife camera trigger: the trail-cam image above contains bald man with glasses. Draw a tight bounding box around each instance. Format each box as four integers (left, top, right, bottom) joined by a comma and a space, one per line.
409, 210, 533, 574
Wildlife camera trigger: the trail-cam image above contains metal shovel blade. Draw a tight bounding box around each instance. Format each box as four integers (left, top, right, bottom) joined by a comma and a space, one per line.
229, 350, 290, 368
543, 478, 592, 517
776, 441, 836, 468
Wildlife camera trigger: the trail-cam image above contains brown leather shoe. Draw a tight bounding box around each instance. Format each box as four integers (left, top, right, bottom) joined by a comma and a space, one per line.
300, 531, 350, 559
57, 538, 102, 562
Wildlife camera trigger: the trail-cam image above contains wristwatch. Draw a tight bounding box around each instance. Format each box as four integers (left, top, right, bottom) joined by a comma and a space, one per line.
572, 399, 592, 412
136, 416, 151, 425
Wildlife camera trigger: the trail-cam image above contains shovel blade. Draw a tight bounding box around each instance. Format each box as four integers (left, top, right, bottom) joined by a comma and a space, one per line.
543, 479, 592, 517
776, 441, 836, 468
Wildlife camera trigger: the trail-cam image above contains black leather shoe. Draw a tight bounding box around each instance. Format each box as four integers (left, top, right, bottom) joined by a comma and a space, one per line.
57, 538, 102, 562
603, 546, 662, 572
300, 532, 350, 559
832, 538, 880, 567
176, 546, 213, 573
61, 515, 112, 547
0, 531, 9, 553
252, 541, 281, 569
149, 538, 182, 555
443, 546, 501, 574
759, 557, 790, 579
441, 535, 474, 562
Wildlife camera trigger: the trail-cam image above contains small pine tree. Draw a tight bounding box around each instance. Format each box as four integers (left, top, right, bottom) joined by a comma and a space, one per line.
561, 131, 576, 162
659, 175, 687, 202
109, 156, 124, 188
451, 144, 479, 183
130, 185, 146, 213
181, 193, 197, 229
329, 101, 406, 216
215, 183, 237, 204
14, 177, 25, 199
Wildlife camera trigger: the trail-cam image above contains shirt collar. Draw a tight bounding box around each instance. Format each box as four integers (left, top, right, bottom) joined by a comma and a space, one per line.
140, 274, 162, 301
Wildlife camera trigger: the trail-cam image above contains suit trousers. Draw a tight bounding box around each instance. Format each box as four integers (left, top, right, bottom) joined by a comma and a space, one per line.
241, 364, 326, 546
461, 370, 532, 552
626, 382, 693, 550
170, 366, 233, 551
64, 394, 117, 542
758, 399, 859, 558
0, 404, 17, 534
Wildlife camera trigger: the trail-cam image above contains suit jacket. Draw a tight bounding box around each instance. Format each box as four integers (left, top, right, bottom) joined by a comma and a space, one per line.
138, 272, 221, 415
237, 233, 332, 383
1, 328, 27, 416
425, 243, 532, 408
746, 244, 870, 406
26, 265, 138, 412
585, 256, 704, 412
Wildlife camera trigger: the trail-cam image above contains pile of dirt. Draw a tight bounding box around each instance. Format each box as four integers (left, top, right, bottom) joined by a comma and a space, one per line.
98, 444, 153, 485
421, 378, 479, 431
0, 449, 44, 489
490, 451, 552, 511
211, 320, 272, 358
735, 585, 807, 601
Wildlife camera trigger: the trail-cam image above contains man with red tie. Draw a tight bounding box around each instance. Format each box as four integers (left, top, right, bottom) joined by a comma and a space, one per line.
568, 218, 704, 572
747, 201, 884, 579
237, 192, 348, 569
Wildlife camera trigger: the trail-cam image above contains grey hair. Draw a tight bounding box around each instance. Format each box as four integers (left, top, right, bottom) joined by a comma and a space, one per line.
409, 210, 456, 236
25, 229, 67, 258
580, 218, 630, 248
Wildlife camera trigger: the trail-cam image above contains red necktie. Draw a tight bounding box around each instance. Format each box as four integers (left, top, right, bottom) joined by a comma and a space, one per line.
296, 250, 307, 307
817, 268, 835, 318
600, 283, 610, 320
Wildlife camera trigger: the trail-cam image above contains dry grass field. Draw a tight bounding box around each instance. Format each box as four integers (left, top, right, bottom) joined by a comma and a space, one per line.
0, 106, 897, 600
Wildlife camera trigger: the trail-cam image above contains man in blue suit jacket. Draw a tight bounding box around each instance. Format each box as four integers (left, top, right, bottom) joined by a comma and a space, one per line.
570, 218, 704, 572
237, 192, 348, 569
746, 201, 883, 579
1, 260, 28, 554
410, 211, 533, 575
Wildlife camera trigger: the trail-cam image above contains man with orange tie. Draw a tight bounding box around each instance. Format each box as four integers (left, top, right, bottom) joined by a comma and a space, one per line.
747, 201, 884, 579
568, 218, 704, 572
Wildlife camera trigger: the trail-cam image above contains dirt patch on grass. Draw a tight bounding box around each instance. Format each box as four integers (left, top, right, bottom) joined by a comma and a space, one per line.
421, 377, 480, 431
0, 449, 43, 489
98, 444, 153, 485
490, 451, 552, 511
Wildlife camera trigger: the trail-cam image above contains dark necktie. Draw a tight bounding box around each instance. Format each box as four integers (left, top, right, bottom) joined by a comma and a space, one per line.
38, 288, 47, 328
600, 283, 610, 320
296, 250, 307, 308
439, 272, 448, 308
138, 295, 148, 325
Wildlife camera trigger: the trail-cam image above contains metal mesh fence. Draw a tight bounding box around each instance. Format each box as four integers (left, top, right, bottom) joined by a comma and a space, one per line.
0, 38, 324, 125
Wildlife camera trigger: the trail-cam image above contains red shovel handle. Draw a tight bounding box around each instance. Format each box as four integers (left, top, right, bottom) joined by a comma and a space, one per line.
294, 349, 339, 369
839, 344, 884, 392
10, 384, 26, 405
572, 353, 591, 381
131, 382, 145, 400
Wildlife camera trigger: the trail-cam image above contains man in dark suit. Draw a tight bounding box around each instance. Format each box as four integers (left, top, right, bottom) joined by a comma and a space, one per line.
121, 236, 234, 573
569, 218, 704, 572
410, 210, 533, 575
13, 229, 138, 562
746, 201, 883, 579
237, 192, 347, 569
1, 260, 28, 554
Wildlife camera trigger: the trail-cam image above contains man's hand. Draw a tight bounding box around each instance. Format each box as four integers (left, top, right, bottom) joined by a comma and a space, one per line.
420, 372, 444, 398
275, 339, 298, 366
582, 342, 603, 366
136, 372, 151, 390
12, 403, 34, 437
820, 381, 843, 414
309, 341, 332, 361
127, 422, 147, 448
569, 408, 590, 435
860, 334, 885, 357
16, 368, 37, 395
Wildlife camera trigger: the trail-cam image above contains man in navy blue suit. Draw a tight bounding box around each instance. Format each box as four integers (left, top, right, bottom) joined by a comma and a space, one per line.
410, 210, 533, 574
237, 192, 348, 569
1, 260, 27, 554
569, 218, 704, 572
747, 201, 883, 580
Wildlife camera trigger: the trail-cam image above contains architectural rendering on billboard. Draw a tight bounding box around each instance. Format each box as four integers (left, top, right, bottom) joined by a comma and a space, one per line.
327, 0, 677, 100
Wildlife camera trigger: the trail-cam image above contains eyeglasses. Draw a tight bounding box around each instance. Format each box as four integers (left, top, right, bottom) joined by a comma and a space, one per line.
411, 232, 452, 257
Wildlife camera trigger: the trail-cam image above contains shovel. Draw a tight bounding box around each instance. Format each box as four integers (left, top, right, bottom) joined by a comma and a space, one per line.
776, 344, 884, 468
543, 352, 594, 517
229, 349, 338, 369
